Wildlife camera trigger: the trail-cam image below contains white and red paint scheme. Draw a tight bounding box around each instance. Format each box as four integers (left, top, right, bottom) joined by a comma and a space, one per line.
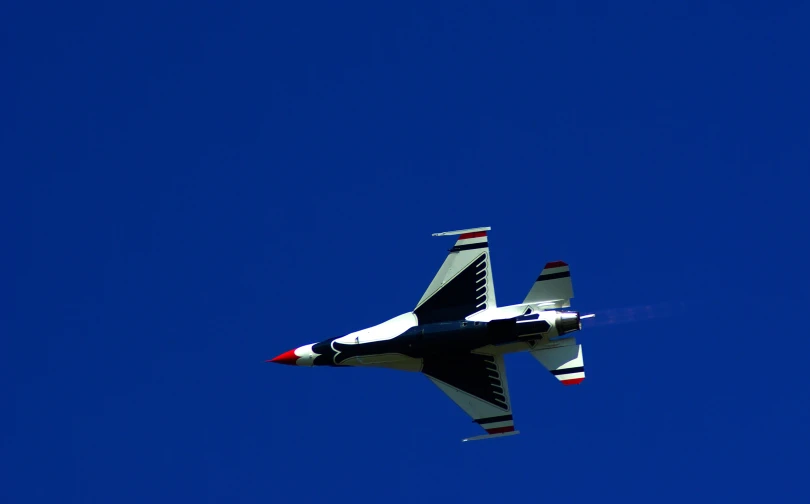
268, 227, 589, 442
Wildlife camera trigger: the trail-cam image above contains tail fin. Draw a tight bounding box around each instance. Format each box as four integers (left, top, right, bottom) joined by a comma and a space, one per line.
523, 261, 573, 308
530, 340, 585, 386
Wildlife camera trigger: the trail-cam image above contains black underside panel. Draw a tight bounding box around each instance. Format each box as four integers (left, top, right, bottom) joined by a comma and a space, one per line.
422, 352, 507, 410
414, 253, 487, 325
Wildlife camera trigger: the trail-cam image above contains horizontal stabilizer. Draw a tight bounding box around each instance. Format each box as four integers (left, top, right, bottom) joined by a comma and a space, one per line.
523, 261, 574, 308
530, 340, 585, 386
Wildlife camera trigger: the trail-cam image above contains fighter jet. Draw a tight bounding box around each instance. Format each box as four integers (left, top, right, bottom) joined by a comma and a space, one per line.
268, 227, 592, 441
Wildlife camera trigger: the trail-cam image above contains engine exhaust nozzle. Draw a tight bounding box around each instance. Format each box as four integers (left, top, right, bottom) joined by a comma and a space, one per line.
557, 312, 581, 335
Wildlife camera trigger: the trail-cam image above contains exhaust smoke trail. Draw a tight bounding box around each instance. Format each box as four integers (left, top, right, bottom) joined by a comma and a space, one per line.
582, 301, 688, 328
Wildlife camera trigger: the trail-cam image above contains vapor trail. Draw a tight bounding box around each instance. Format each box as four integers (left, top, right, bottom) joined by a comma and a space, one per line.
583, 301, 687, 328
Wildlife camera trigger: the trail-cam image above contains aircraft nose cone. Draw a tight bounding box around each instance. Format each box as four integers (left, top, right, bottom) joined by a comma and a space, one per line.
267, 344, 316, 366
267, 348, 300, 365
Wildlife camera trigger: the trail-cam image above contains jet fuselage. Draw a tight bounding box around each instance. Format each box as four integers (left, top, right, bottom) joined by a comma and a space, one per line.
270, 308, 582, 369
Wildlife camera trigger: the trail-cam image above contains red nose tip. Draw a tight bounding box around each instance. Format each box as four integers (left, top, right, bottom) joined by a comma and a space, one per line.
267, 348, 299, 365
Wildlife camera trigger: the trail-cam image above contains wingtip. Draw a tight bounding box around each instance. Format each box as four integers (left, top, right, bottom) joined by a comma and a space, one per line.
432, 226, 491, 237
462, 430, 521, 442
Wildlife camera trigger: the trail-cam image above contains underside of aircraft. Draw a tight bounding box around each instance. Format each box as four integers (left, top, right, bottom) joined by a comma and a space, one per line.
268, 227, 591, 441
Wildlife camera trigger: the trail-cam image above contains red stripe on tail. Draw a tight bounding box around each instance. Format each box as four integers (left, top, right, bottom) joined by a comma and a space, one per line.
459, 231, 487, 240
485, 426, 515, 435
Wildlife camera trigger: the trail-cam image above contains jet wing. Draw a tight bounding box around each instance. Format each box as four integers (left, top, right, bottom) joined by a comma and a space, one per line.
415, 227, 497, 324
423, 352, 518, 442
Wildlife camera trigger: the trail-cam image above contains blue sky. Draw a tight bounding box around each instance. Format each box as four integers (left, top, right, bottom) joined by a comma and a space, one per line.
3, 1, 809, 502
